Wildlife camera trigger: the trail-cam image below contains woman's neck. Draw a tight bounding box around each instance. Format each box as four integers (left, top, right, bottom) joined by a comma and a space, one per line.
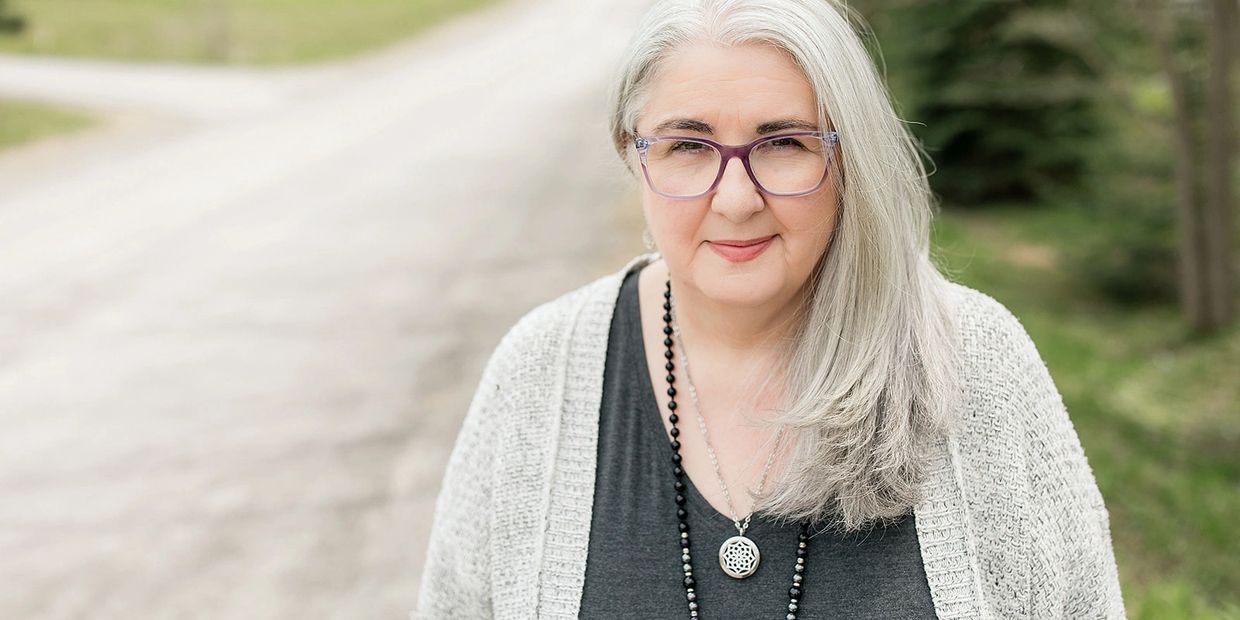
641, 257, 804, 404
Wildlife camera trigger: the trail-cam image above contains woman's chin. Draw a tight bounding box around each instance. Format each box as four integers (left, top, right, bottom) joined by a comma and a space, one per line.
696, 276, 783, 309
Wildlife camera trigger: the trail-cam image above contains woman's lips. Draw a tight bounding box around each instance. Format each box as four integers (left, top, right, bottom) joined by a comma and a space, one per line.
707, 235, 775, 262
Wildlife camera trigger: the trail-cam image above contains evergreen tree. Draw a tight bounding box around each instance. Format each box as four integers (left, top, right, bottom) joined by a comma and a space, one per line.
871, 0, 1105, 207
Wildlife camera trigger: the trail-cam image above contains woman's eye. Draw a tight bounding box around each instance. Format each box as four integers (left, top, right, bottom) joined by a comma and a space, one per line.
769, 137, 805, 149
670, 141, 705, 152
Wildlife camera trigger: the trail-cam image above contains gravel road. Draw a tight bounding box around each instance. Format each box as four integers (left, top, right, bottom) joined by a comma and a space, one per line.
0, 0, 648, 617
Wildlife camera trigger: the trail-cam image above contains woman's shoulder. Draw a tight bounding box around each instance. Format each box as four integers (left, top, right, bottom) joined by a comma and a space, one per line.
939, 279, 1066, 448
485, 253, 656, 386
942, 279, 1044, 377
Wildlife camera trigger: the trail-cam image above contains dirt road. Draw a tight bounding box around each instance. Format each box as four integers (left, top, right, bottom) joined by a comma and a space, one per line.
0, 0, 648, 617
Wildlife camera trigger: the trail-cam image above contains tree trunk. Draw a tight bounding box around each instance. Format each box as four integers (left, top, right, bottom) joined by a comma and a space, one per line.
1144, 0, 1210, 329
1202, 0, 1237, 327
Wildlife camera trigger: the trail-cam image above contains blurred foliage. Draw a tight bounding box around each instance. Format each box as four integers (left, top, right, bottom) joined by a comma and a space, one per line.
859, 0, 1105, 207
0, 0, 24, 34
0, 0, 497, 64
856, 0, 1217, 306
0, 99, 94, 150
1048, 0, 1184, 305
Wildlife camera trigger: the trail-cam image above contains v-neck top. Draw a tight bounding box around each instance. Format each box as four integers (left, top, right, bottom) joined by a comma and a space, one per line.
578, 263, 938, 619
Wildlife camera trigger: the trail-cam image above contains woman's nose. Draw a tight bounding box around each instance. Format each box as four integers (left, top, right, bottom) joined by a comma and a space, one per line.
710, 156, 764, 221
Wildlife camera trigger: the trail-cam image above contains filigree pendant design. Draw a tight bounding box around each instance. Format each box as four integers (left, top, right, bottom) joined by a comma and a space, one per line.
718, 535, 761, 579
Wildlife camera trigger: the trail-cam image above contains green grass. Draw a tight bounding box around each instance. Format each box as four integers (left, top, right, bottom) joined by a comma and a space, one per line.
0, 0, 500, 65
931, 202, 1240, 619
0, 99, 96, 150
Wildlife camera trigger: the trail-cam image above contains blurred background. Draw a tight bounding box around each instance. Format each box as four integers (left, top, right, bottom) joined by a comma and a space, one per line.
0, 0, 1234, 618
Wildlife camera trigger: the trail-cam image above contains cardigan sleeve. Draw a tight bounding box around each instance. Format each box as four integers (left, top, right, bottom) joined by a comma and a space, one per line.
1014, 322, 1127, 618
411, 335, 510, 620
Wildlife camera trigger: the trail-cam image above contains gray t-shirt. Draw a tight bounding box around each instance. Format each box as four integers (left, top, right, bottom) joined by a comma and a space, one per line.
579, 264, 937, 619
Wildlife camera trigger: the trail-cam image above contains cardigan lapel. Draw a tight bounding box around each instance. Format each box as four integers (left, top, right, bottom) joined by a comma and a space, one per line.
534, 253, 658, 618
913, 432, 993, 619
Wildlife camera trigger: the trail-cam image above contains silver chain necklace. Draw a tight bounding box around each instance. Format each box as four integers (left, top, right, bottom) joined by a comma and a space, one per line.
669, 301, 785, 580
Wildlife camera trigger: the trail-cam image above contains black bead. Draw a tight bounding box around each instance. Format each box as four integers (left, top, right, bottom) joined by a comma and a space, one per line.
663, 312, 672, 322
665, 362, 674, 371
674, 481, 684, 492
663, 326, 673, 335
671, 454, 682, 464
668, 401, 677, 410
667, 387, 677, 397
679, 522, 689, 532
670, 427, 679, 437
666, 374, 676, 383
664, 337, 673, 347
671, 440, 681, 450
797, 547, 808, 558
673, 466, 683, 476
663, 301, 671, 310
798, 532, 808, 542
790, 586, 802, 598
664, 349, 674, 359
677, 508, 687, 520
664, 288, 671, 298
675, 494, 686, 505
680, 537, 690, 549
669, 413, 678, 423
684, 576, 695, 588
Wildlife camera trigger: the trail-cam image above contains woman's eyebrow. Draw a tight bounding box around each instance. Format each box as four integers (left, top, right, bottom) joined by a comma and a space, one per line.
756, 119, 818, 134
649, 118, 818, 135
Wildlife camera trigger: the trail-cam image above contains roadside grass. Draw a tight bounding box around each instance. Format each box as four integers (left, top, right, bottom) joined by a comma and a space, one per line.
931, 203, 1240, 620
0, 99, 96, 151
0, 0, 500, 150
0, 0, 500, 64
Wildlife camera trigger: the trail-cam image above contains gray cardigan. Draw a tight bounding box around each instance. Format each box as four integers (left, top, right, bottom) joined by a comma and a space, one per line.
412, 252, 1127, 619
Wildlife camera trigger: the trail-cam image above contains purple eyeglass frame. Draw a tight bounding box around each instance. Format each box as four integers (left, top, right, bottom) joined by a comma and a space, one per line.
633, 130, 841, 199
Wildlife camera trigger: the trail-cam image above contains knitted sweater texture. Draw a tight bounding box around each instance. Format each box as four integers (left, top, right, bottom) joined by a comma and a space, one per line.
412, 252, 1126, 619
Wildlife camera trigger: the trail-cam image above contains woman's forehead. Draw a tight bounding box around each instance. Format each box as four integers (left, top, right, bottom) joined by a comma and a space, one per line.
639, 41, 818, 134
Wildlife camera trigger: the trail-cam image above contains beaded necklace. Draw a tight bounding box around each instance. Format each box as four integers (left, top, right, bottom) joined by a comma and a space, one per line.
660, 277, 808, 619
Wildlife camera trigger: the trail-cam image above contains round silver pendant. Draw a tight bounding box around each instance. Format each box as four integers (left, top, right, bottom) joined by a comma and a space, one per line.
718, 535, 761, 579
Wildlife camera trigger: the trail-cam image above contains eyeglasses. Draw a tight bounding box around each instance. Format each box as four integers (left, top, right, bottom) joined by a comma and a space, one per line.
633, 130, 840, 199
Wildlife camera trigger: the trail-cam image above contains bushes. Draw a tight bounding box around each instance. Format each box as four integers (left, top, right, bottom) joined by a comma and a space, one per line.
0, 0, 25, 35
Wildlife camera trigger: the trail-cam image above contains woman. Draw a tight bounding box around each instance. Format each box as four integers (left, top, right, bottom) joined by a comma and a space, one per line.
414, 0, 1126, 618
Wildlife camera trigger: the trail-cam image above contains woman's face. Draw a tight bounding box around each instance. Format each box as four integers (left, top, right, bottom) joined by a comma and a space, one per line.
635, 41, 839, 309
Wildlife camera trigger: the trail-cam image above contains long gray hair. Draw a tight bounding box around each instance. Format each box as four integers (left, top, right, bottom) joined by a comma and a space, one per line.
606, 0, 963, 532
